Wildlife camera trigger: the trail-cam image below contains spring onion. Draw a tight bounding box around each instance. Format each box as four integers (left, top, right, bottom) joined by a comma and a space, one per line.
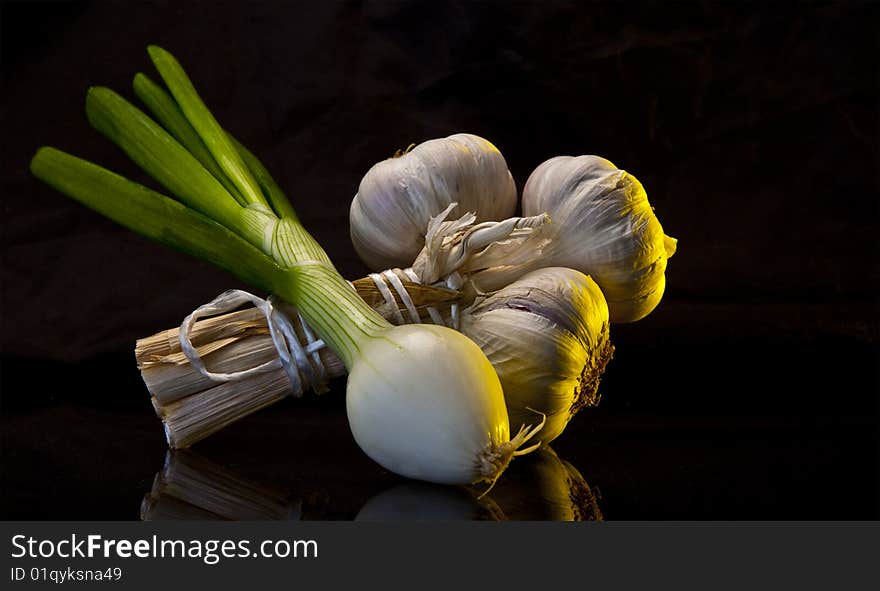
30, 45, 544, 486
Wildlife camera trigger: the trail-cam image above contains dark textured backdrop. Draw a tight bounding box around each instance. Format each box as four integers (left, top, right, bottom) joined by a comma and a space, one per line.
1, 1, 878, 519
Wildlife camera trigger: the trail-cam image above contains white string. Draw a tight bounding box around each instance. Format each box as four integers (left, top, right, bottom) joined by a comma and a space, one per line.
295, 308, 328, 393
180, 270, 459, 394
368, 272, 406, 325
369, 268, 456, 328
178, 289, 327, 397
383, 270, 421, 323
403, 268, 445, 325
447, 272, 463, 331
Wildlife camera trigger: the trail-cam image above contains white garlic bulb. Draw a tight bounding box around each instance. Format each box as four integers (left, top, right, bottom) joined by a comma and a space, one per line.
522, 156, 677, 323
460, 267, 613, 445
350, 134, 517, 270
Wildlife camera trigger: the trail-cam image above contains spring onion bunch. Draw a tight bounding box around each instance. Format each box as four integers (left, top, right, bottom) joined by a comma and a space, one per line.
30, 46, 545, 486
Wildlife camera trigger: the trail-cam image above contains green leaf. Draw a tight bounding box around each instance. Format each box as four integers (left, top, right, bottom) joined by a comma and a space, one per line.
133, 72, 246, 206
147, 45, 269, 210
228, 134, 299, 221
84, 86, 260, 248
30, 147, 290, 298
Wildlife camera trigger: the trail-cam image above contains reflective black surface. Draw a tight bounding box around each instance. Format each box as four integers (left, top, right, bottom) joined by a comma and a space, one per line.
2, 336, 877, 520
1, 2, 878, 519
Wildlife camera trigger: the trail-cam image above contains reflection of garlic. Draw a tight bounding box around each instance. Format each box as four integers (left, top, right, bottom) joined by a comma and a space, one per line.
522, 156, 677, 323
350, 134, 517, 270
487, 446, 602, 521
460, 267, 613, 444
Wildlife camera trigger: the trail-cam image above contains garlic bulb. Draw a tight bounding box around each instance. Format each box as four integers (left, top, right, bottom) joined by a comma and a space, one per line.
460, 267, 613, 445
522, 156, 677, 323
350, 134, 517, 270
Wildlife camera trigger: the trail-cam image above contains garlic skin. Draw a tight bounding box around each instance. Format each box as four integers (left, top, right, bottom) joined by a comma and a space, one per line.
350, 134, 517, 270
410, 205, 552, 293
355, 482, 502, 521
522, 156, 677, 323
460, 267, 614, 445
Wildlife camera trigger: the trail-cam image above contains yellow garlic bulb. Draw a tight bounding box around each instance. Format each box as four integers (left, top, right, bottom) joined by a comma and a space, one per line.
522, 156, 677, 323
460, 267, 613, 445
350, 134, 517, 270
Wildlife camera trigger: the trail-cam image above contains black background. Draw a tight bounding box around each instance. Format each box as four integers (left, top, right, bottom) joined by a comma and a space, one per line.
1, 1, 877, 519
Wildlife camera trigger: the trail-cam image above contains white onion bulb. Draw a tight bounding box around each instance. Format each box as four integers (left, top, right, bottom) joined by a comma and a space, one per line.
346, 324, 543, 485
355, 482, 501, 521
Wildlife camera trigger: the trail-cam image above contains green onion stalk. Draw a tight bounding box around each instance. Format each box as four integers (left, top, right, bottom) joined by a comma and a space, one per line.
30, 46, 544, 486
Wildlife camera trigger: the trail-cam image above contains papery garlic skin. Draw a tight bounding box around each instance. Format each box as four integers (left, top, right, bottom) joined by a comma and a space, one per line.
522, 156, 677, 323
410, 205, 552, 293
346, 324, 514, 485
350, 134, 517, 270
460, 267, 613, 445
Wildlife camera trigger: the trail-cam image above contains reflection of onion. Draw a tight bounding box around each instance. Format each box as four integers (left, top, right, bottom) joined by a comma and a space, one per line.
355, 448, 602, 521
355, 482, 503, 521
485, 446, 602, 521
139, 450, 301, 521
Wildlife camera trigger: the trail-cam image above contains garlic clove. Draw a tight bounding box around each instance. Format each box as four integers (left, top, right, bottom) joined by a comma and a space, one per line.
460, 267, 613, 445
522, 155, 676, 323
350, 134, 517, 270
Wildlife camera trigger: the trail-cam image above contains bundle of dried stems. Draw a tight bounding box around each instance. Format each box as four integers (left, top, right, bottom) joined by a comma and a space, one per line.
136, 275, 459, 448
